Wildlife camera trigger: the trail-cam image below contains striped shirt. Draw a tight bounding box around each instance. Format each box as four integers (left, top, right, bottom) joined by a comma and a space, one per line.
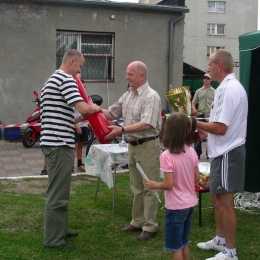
40, 70, 83, 148
108, 82, 161, 141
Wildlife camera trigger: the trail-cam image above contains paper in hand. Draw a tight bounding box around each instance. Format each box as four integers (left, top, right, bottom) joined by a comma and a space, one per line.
136, 162, 161, 203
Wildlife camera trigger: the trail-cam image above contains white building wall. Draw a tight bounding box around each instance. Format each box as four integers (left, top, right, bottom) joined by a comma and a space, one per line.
183, 0, 258, 79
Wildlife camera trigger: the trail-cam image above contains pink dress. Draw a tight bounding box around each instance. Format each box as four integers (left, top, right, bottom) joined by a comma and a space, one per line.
160, 145, 199, 210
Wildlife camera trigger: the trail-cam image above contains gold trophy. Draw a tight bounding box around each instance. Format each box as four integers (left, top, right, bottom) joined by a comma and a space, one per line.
165, 85, 200, 143
165, 85, 191, 115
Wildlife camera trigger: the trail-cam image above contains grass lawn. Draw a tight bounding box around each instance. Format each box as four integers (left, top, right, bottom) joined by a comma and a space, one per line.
0, 174, 259, 260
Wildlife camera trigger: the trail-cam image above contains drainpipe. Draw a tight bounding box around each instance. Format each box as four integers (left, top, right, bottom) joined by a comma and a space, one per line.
167, 12, 185, 112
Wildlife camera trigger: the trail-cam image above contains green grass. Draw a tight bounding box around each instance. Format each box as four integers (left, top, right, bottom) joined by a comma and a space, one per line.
0, 174, 260, 260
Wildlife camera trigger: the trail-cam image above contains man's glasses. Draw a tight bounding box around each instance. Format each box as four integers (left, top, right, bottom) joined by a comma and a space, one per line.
203, 77, 210, 80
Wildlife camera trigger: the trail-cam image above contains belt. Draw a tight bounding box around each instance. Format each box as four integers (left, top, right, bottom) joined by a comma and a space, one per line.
129, 136, 159, 146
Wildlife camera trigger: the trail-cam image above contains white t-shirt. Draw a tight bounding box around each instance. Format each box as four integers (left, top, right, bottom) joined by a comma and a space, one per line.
207, 73, 248, 158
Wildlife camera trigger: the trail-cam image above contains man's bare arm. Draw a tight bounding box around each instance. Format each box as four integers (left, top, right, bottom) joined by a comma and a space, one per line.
104, 122, 152, 140
196, 120, 227, 135
102, 109, 116, 121
191, 102, 198, 116
75, 101, 100, 116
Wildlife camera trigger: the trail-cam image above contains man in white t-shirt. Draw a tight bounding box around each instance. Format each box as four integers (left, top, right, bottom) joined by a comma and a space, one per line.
196, 50, 248, 260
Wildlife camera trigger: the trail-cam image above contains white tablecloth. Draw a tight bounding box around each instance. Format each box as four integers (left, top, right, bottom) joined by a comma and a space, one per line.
85, 144, 129, 188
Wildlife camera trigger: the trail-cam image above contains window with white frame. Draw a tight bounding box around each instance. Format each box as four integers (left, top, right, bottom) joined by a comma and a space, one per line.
207, 24, 225, 35
56, 31, 114, 82
208, 1, 226, 13
207, 46, 225, 57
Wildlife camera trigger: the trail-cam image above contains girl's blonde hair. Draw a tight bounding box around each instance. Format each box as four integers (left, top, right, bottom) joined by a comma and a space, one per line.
161, 112, 197, 154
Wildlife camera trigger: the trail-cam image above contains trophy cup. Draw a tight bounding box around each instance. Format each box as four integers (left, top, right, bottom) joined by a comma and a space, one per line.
165, 85, 200, 143
165, 85, 191, 115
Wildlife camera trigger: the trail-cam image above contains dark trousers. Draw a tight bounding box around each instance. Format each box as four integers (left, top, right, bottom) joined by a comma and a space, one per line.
194, 140, 202, 156
194, 114, 207, 158
42, 146, 74, 247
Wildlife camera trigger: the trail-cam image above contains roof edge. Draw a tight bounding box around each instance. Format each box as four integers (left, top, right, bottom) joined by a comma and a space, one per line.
12, 0, 189, 13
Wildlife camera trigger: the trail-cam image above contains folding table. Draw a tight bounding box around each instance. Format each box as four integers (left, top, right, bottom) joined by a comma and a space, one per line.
85, 144, 129, 214
195, 184, 210, 227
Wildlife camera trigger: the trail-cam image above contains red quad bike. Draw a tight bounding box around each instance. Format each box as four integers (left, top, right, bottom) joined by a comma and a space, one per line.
22, 91, 41, 148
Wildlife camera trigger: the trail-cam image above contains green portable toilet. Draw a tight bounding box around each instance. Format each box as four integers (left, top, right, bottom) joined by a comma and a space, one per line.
239, 30, 260, 192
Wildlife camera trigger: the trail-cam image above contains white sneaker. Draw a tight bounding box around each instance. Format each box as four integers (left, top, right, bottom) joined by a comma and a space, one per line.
197, 239, 225, 252
205, 250, 238, 260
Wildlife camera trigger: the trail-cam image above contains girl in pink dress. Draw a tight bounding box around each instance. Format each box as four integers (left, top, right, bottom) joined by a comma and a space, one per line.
146, 112, 200, 260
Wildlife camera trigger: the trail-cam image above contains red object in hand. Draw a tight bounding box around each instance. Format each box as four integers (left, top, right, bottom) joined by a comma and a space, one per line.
192, 131, 201, 143
75, 75, 113, 144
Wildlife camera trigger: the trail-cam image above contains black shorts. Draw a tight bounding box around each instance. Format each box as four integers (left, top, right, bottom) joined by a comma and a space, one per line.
75, 127, 89, 143
210, 144, 245, 195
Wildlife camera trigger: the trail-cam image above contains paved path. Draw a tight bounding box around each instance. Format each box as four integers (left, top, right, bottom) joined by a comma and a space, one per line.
0, 140, 89, 179
0, 140, 43, 178
0, 139, 208, 179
